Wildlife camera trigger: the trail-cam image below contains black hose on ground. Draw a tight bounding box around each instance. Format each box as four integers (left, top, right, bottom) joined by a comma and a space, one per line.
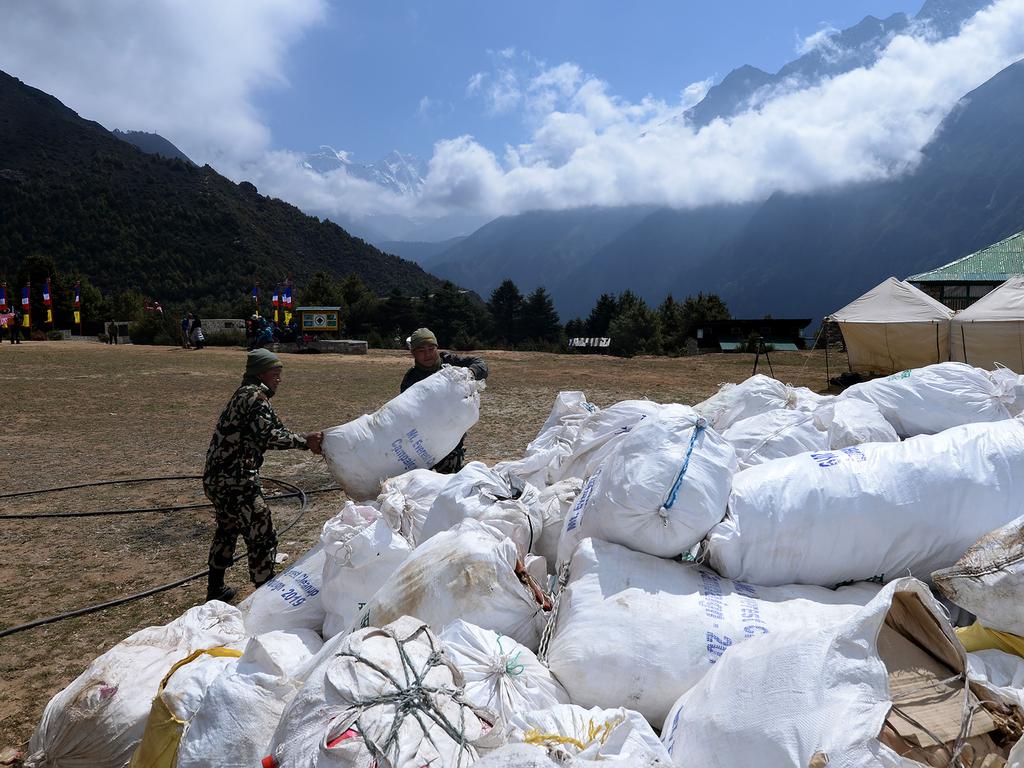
0, 476, 342, 639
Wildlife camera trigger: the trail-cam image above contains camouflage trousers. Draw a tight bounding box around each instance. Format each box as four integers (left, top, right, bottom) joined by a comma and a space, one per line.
204, 481, 277, 586
432, 436, 467, 475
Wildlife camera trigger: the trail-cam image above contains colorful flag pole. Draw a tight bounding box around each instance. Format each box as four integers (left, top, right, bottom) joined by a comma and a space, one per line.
74, 281, 82, 332
283, 280, 293, 325
252, 284, 260, 316
271, 287, 280, 324
21, 282, 31, 329
0, 281, 7, 312
43, 277, 53, 326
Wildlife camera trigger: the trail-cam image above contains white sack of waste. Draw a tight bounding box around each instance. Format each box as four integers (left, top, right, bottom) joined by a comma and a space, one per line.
812, 397, 899, 449
359, 520, 550, 650
376, 468, 448, 544
495, 391, 598, 488
933, 514, 1024, 636
967, 649, 1024, 711
694, 374, 801, 431
722, 409, 828, 470
439, 620, 569, 727
176, 628, 323, 768
533, 478, 582, 572
556, 400, 663, 483
541, 538, 879, 726
504, 704, 671, 765
322, 365, 483, 500
660, 578, 1023, 768
420, 462, 544, 557
320, 502, 413, 640
992, 367, 1024, 416
707, 417, 1024, 587
25, 602, 245, 768
839, 361, 1014, 437
556, 405, 735, 562
238, 543, 327, 636
265, 616, 492, 768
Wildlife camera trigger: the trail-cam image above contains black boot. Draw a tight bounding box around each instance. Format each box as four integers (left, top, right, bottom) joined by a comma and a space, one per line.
205, 567, 236, 603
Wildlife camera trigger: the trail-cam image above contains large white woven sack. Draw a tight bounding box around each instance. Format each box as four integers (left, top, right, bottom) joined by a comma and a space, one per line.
176, 629, 323, 768
420, 462, 544, 557
505, 704, 670, 765
322, 366, 483, 500
722, 409, 828, 470
358, 520, 549, 650
556, 400, 662, 482
933, 515, 1024, 636
992, 367, 1024, 416
439, 620, 569, 727
533, 478, 582, 572
25, 602, 245, 768
542, 538, 879, 726
558, 405, 736, 560
320, 502, 413, 639
266, 616, 491, 768
812, 398, 899, 449
694, 374, 799, 431
375, 468, 448, 544
660, 578, 1020, 768
708, 417, 1024, 587
839, 361, 1014, 437
238, 543, 327, 636
495, 392, 598, 488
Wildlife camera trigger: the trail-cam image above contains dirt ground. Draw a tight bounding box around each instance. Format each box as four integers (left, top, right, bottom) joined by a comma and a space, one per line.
0, 340, 834, 754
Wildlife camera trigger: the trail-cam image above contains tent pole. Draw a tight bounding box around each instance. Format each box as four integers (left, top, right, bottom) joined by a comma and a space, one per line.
824, 318, 830, 387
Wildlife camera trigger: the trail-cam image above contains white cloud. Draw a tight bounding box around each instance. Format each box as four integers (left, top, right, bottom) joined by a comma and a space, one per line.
0, 0, 325, 165
466, 71, 486, 95
796, 25, 841, 56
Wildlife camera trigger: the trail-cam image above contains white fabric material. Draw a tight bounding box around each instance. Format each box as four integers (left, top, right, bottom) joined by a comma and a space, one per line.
542, 538, 879, 726
25, 602, 245, 768
359, 520, 548, 650
967, 649, 1024, 710
558, 405, 735, 560
694, 375, 799, 432
322, 366, 483, 500
495, 392, 598, 488
659, 579, 968, 768
828, 277, 954, 374
176, 629, 323, 768
238, 543, 327, 636
992, 367, 1024, 416
160, 653, 240, 722
707, 417, 1024, 587
420, 463, 544, 557
439, 620, 569, 726
952, 276, 1024, 372
268, 616, 489, 767
722, 409, 828, 470
320, 502, 413, 640
932, 514, 1024, 636
533, 478, 582, 572
507, 705, 671, 765
813, 398, 899, 449
376, 468, 448, 544
839, 361, 1013, 437
557, 400, 663, 483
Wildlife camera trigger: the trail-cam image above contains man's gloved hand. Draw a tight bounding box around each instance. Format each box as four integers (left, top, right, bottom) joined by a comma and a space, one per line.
305, 431, 324, 455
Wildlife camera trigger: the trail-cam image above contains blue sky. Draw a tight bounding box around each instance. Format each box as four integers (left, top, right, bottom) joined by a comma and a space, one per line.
259, 1, 917, 162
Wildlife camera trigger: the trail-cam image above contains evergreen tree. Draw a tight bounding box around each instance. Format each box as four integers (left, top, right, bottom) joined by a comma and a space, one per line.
608, 295, 662, 357
487, 278, 524, 346
584, 293, 617, 337
300, 271, 345, 307
520, 286, 562, 345
680, 292, 731, 338
376, 287, 421, 346
422, 281, 486, 347
338, 273, 379, 336
564, 317, 586, 341
658, 294, 687, 355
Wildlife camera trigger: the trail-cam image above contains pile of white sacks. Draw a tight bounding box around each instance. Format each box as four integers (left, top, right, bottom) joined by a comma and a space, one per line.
27, 361, 1024, 767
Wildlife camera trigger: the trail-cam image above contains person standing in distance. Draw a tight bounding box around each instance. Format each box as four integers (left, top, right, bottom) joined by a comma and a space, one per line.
400, 327, 488, 474
203, 349, 323, 602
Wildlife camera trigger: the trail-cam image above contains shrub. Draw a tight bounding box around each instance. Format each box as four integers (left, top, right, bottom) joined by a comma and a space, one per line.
46, 330, 65, 341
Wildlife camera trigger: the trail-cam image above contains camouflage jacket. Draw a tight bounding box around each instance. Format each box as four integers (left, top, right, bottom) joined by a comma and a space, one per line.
400, 352, 489, 393
204, 376, 308, 489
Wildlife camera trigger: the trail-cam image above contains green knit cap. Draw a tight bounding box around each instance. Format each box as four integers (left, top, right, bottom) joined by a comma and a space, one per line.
409, 327, 438, 350
246, 348, 283, 376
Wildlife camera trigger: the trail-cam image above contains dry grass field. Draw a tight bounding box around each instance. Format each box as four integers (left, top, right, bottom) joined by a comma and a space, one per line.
0, 340, 834, 755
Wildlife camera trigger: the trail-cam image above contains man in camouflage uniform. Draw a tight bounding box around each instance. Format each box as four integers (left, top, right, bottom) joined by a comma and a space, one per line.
400, 327, 488, 474
203, 348, 323, 602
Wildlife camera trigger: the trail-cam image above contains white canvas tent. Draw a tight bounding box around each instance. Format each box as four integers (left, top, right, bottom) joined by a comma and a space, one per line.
951, 276, 1024, 372
828, 277, 954, 374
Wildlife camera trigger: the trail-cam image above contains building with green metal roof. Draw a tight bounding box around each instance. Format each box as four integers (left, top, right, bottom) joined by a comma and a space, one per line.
907, 230, 1024, 310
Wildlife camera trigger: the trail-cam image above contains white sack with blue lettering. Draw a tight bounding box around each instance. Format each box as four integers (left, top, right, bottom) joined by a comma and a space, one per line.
322, 365, 483, 500
722, 409, 828, 470
239, 543, 328, 636
707, 416, 1024, 588
555, 399, 663, 483
557, 404, 736, 560
541, 538, 879, 726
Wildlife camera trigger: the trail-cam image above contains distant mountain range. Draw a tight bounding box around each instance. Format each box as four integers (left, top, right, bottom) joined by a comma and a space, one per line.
0, 70, 444, 309
303, 146, 426, 197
